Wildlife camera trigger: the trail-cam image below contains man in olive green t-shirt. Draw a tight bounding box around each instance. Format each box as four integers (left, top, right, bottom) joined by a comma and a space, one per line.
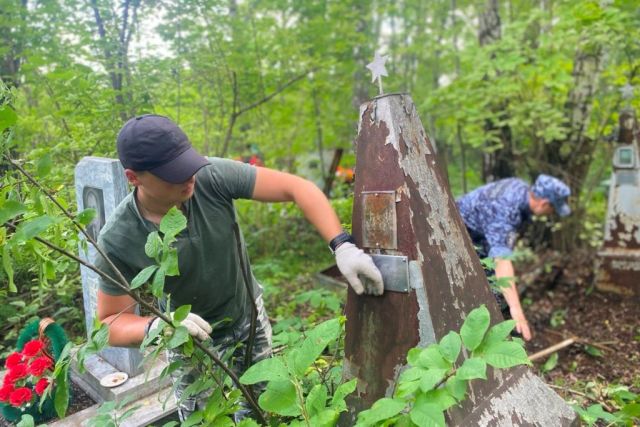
95, 114, 383, 421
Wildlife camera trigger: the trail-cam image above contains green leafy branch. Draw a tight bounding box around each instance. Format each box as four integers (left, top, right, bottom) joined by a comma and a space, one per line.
355, 305, 531, 427
0, 153, 266, 423
240, 317, 356, 427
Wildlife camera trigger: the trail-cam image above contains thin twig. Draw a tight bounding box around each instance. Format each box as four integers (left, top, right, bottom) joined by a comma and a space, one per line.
548, 384, 614, 412
3, 156, 267, 423
528, 338, 575, 362
544, 329, 614, 353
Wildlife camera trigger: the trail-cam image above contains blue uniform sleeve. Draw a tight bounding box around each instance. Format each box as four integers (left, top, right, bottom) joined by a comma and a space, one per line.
484, 219, 516, 258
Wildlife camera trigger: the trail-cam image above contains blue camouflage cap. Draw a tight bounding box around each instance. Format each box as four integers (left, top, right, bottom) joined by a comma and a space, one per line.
531, 174, 571, 217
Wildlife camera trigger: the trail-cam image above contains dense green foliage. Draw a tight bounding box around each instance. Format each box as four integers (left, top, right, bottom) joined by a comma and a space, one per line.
2, 0, 640, 425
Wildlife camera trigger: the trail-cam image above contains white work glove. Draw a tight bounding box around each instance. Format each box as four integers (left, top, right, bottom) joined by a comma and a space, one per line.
335, 242, 384, 296
148, 312, 212, 341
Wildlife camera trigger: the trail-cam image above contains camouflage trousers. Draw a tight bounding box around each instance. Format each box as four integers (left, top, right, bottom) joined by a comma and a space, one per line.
167, 294, 273, 422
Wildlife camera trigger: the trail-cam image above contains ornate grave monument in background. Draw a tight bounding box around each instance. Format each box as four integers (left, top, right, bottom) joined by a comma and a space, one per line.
596, 108, 640, 298
340, 92, 577, 425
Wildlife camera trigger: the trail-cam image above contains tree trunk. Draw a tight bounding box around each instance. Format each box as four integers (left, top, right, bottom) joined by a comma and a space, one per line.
89, 0, 139, 121
0, 0, 27, 93
542, 48, 604, 251
478, 0, 515, 182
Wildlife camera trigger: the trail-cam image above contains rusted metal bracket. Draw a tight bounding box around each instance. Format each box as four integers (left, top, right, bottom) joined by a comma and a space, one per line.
369, 254, 409, 293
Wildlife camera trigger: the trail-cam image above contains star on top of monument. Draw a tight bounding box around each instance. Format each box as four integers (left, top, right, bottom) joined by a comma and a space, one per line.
620, 83, 634, 100
366, 51, 388, 95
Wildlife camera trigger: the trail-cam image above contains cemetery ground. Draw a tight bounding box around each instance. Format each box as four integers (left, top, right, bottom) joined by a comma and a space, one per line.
0, 245, 638, 426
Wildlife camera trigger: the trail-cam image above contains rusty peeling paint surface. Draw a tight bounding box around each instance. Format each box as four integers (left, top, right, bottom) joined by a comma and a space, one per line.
341, 94, 576, 426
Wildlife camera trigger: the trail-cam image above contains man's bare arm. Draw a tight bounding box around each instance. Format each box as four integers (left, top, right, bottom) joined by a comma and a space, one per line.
495, 258, 532, 341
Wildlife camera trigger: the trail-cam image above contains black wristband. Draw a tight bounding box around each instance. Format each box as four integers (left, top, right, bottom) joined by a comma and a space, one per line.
329, 231, 355, 253
144, 317, 158, 337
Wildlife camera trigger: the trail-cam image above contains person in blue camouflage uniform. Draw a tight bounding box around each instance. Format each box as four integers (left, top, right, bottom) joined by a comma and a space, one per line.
457, 174, 571, 341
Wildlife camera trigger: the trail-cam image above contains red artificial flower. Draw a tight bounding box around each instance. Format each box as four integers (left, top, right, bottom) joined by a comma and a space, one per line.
0, 383, 14, 402
34, 378, 50, 396
28, 356, 53, 377
4, 363, 28, 385
4, 352, 23, 369
22, 340, 45, 358
9, 387, 33, 407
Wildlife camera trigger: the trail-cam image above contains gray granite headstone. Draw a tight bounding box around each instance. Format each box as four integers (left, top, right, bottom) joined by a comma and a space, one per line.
75, 157, 143, 376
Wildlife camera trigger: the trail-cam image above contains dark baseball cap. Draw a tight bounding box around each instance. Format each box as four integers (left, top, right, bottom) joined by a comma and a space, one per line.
531, 174, 571, 217
117, 114, 209, 184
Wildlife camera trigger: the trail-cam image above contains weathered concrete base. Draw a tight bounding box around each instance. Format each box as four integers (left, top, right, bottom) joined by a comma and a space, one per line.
459, 367, 578, 426
595, 249, 640, 298
49, 386, 177, 427
70, 349, 170, 404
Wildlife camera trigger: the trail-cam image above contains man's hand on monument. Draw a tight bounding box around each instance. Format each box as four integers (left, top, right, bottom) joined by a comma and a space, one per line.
335, 242, 384, 296
148, 312, 213, 341
510, 308, 532, 341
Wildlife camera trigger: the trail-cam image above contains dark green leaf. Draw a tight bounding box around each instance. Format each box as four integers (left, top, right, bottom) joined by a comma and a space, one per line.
460, 305, 490, 351
620, 403, 640, 418
2, 245, 16, 292
160, 207, 187, 239
167, 325, 189, 349
0, 200, 26, 225
584, 345, 603, 357
439, 331, 461, 363
36, 154, 52, 177
0, 105, 17, 129
480, 320, 516, 349
483, 341, 531, 368
541, 353, 558, 373
151, 267, 166, 298
446, 376, 468, 401
240, 357, 289, 384
16, 415, 34, 427
419, 388, 457, 411
131, 265, 158, 290
290, 318, 340, 376
416, 346, 451, 370
331, 378, 357, 411
145, 231, 162, 259
457, 357, 487, 380
258, 380, 300, 416
410, 397, 445, 427
355, 398, 405, 426
305, 384, 328, 417
163, 249, 180, 276
54, 367, 70, 418
173, 305, 191, 323
419, 368, 448, 392
10, 215, 58, 244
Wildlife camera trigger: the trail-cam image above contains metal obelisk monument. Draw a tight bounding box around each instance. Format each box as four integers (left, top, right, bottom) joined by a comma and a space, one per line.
340, 84, 577, 424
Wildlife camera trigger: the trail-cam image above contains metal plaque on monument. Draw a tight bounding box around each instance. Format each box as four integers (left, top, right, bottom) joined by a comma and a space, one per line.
340, 58, 577, 425
596, 107, 640, 298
